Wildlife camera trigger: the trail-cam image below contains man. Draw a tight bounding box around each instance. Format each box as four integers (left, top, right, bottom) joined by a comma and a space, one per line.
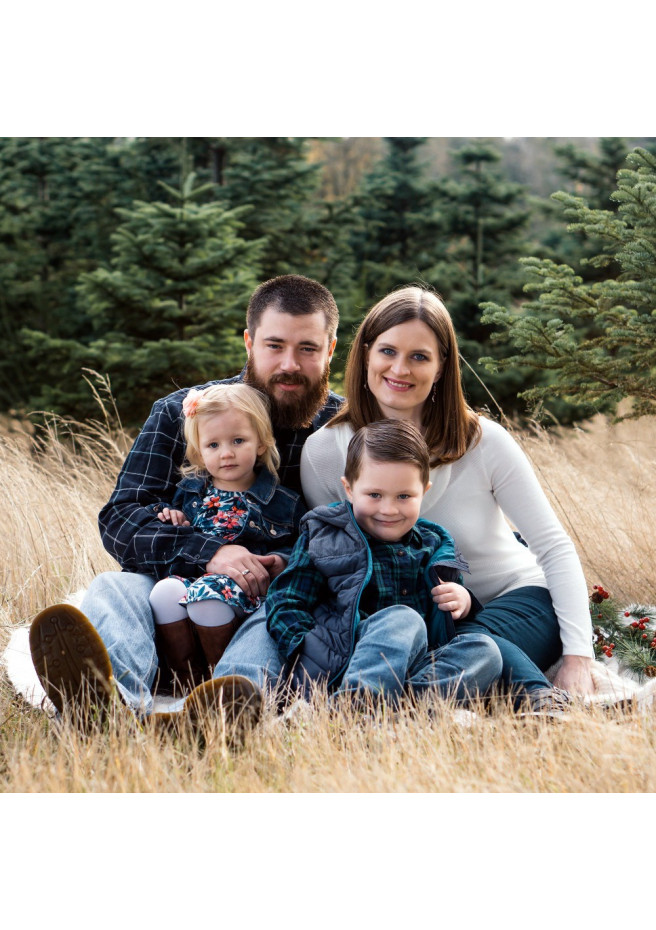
29, 274, 342, 731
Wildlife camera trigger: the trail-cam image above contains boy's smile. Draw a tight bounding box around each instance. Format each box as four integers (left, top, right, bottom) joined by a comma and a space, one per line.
341, 453, 430, 542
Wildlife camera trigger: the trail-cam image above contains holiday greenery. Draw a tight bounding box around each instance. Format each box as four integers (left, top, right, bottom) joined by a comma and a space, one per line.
589, 584, 656, 680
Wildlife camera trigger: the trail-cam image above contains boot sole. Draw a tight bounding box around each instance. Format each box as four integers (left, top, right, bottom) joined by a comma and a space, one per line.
184, 675, 263, 744
29, 604, 114, 716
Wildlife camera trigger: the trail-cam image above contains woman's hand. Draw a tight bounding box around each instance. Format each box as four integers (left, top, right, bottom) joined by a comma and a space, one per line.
157, 507, 190, 526
205, 544, 271, 597
552, 654, 595, 696
431, 580, 472, 621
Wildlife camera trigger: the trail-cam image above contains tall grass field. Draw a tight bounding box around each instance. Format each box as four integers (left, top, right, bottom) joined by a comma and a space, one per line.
2, 408, 656, 793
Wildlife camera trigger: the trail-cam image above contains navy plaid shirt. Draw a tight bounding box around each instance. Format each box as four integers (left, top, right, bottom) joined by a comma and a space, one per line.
98, 372, 343, 579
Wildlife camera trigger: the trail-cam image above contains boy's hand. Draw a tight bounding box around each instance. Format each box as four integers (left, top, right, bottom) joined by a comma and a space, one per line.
157, 507, 190, 527
431, 579, 472, 621
256, 553, 286, 581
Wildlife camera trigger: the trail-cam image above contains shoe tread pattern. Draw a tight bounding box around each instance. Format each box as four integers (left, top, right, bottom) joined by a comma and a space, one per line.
28, 605, 113, 714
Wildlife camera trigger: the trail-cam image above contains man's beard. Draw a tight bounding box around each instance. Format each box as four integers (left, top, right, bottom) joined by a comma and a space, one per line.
245, 357, 331, 429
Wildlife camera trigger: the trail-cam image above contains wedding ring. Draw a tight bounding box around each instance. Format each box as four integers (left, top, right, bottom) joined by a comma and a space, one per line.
242, 569, 251, 576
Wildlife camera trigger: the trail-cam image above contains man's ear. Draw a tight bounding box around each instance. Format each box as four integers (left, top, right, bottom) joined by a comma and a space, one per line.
328, 335, 337, 361
340, 475, 353, 501
244, 329, 253, 356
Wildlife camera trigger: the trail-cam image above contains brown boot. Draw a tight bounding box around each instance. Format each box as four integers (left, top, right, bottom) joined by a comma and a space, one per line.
29, 604, 114, 725
156, 618, 205, 693
193, 620, 238, 674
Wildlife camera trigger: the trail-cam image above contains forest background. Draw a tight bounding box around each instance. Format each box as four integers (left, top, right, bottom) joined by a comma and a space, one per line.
2, 134, 655, 431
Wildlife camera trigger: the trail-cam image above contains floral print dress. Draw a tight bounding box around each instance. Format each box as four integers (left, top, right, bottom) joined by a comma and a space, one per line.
177, 484, 262, 615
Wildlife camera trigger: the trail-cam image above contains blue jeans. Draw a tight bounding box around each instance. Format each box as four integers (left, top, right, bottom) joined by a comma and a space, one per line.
213, 605, 283, 690
81, 571, 159, 714
215, 604, 501, 706
456, 585, 562, 702
337, 606, 502, 705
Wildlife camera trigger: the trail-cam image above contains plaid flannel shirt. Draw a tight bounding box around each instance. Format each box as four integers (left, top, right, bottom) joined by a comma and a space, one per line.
98, 372, 343, 579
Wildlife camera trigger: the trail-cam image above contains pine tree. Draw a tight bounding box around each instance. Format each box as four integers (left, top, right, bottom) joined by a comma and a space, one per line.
537, 138, 630, 283
200, 137, 325, 280
349, 137, 443, 303
21, 174, 262, 425
431, 142, 531, 412
0, 137, 186, 412
480, 148, 656, 420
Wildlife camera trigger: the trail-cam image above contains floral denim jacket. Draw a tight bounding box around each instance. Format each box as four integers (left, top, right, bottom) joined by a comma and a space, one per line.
151, 467, 306, 568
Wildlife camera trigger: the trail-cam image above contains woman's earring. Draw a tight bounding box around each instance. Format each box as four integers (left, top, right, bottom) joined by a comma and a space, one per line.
431, 382, 437, 403
364, 374, 370, 392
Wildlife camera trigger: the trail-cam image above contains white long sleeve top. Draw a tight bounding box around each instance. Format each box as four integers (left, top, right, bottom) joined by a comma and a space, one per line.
300, 416, 593, 657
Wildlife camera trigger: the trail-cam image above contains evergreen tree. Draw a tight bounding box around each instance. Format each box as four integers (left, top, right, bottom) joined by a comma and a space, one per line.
196, 137, 326, 280
349, 137, 443, 303
0, 137, 186, 412
537, 138, 630, 282
553, 137, 629, 211
432, 142, 531, 412
480, 148, 656, 420
21, 174, 262, 425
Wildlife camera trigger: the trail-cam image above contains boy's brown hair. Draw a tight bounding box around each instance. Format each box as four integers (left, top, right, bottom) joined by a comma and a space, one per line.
344, 419, 430, 487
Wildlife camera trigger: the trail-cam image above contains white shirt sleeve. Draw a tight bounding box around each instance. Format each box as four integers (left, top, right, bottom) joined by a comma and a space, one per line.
479, 420, 593, 657
301, 424, 352, 509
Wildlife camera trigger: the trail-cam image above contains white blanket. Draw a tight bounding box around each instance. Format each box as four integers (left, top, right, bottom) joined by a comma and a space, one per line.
4, 591, 656, 714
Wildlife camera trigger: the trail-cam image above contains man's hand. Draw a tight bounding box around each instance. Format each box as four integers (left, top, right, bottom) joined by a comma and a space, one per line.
205, 544, 272, 597
431, 580, 472, 621
552, 654, 595, 696
157, 507, 190, 526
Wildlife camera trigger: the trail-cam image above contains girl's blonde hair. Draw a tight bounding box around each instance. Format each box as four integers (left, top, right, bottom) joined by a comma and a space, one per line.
181, 383, 280, 480
328, 285, 481, 466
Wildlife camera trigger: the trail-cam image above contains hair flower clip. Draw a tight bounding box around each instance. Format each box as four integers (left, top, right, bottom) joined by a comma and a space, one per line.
182, 388, 204, 418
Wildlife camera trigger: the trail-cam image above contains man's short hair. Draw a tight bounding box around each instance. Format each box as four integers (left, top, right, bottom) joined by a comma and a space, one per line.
344, 420, 431, 487
247, 274, 339, 340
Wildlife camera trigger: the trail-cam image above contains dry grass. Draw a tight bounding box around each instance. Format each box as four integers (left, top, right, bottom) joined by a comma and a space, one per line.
1, 410, 656, 793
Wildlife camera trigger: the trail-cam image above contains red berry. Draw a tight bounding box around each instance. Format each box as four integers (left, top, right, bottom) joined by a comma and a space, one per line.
625, 612, 630, 617
643, 634, 648, 639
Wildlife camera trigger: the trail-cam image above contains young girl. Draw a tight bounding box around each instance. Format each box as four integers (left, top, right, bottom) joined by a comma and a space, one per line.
149, 382, 305, 692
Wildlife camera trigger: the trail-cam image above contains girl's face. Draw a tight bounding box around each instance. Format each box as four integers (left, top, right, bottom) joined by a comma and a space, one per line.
197, 409, 266, 491
365, 319, 442, 426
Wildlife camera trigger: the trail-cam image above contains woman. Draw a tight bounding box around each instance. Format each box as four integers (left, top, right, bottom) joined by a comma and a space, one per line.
300, 286, 594, 699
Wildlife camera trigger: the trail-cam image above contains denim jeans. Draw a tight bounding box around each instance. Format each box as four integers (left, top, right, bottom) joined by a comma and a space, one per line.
337, 605, 502, 705
456, 585, 562, 702
80, 571, 159, 714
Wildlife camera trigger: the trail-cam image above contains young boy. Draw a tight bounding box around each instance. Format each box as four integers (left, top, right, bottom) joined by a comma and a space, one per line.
265, 419, 503, 706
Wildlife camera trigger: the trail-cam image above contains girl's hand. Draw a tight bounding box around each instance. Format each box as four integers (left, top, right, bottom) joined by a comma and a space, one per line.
157, 508, 190, 527
431, 580, 472, 621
